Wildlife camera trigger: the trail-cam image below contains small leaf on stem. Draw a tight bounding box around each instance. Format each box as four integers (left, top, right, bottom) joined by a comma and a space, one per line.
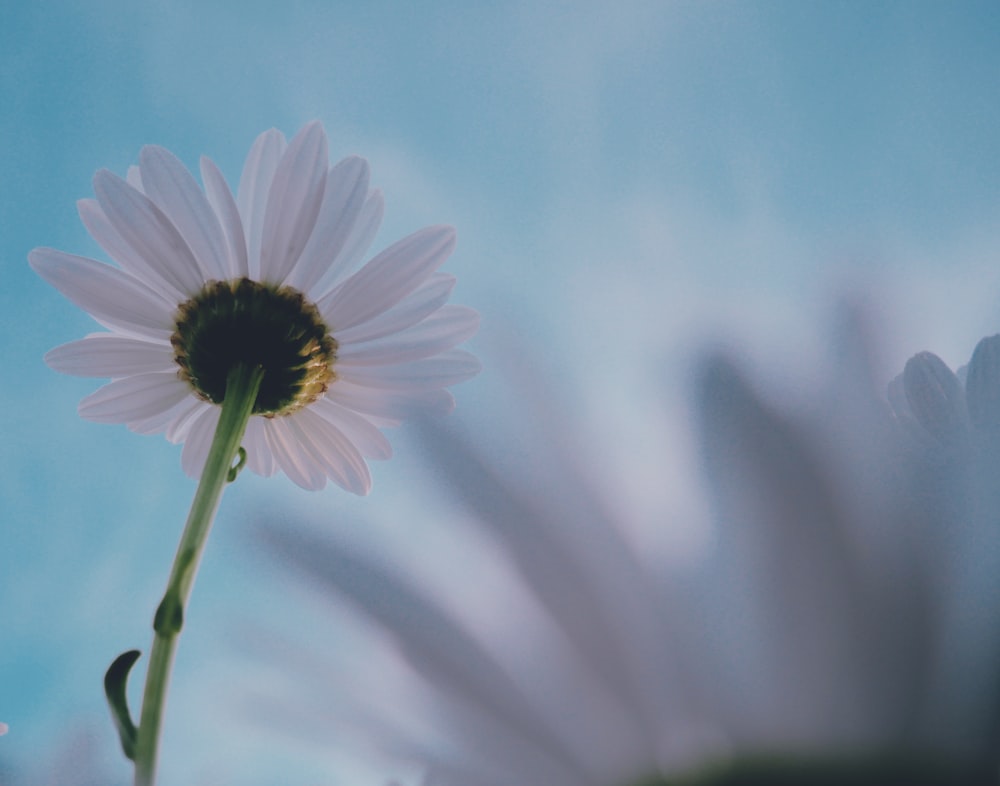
104, 649, 141, 760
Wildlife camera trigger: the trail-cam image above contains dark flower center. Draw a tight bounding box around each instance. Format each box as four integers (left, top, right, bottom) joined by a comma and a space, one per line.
171, 278, 337, 416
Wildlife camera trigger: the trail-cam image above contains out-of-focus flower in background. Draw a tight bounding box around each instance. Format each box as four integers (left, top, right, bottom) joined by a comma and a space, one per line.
254, 308, 1000, 785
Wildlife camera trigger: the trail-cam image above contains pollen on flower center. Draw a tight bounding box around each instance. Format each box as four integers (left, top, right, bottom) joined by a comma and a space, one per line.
171, 278, 337, 416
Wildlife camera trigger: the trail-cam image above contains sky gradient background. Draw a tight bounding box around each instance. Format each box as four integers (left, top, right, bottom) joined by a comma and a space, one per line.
3, 1, 1000, 783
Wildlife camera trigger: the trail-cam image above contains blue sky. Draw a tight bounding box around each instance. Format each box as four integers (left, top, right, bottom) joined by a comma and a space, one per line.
3, 1, 1000, 783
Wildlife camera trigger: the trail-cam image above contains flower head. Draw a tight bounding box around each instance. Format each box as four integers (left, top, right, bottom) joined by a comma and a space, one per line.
31, 122, 479, 492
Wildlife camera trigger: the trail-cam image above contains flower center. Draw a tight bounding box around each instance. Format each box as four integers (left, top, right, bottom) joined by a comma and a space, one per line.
171, 278, 337, 416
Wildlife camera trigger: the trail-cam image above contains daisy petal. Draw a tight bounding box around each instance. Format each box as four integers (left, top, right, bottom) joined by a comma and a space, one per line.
244, 417, 278, 476
285, 155, 369, 294
887, 373, 911, 419
139, 146, 230, 281
287, 409, 373, 494
338, 305, 480, 367
267, 532, 574, 771
201, 156, 249, 278
238, 128, 287, 280
264, 418, 329, 491
29, 248, 174, 340
312, 397, 392, 460
129, 394, 203, 436
93, 169, 207, 297
965, 334, 1000, 433
77, 199, 186, 304
903, 351, 966, 444
318, 225, 456, 332
126, 165, 143, 191
260, 121, 328, 285
181, 406, 221, 478
327, 380, 456, 421
45, 334, 175, 377
77, 198, 130, 262
318, 188, 385, 294
165, 398, 212, 444
333, 273, 456, 346
339, 349, 481, 393
78, 372, 192, 424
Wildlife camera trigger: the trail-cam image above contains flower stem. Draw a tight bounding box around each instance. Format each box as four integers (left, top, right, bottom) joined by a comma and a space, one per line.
132, 363, 263, 786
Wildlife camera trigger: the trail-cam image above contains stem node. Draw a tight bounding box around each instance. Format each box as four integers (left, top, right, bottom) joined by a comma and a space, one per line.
152, 590, 184, 637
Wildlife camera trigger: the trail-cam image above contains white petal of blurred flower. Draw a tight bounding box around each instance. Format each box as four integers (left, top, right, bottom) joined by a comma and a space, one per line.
31, 122, 479, 493
260, 312, 1000, 784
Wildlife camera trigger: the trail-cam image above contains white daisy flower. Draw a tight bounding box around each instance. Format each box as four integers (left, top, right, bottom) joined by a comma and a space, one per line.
261, 316, 1000, 785
31, 121, 480, 493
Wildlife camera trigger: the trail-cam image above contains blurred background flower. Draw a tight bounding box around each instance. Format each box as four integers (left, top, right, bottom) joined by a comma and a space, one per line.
4, 1, 1000, 782
253, 309, 1000, 784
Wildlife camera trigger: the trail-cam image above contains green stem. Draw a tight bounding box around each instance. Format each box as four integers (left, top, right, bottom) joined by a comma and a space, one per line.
132, 364, 263, 786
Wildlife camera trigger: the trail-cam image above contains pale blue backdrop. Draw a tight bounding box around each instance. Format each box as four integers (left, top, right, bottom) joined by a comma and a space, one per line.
2, 1, 1000, 783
